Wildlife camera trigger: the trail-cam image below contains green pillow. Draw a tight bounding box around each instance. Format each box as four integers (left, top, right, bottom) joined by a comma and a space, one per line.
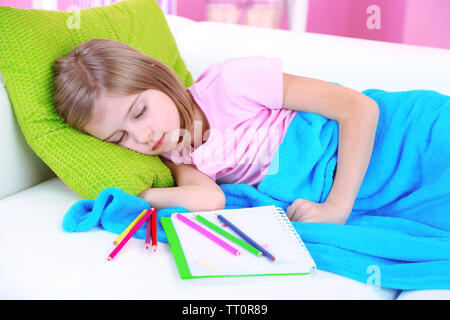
0, 0, 192, 198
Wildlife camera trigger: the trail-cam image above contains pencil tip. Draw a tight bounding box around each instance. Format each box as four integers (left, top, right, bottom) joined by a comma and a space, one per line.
153, 246, 157, 252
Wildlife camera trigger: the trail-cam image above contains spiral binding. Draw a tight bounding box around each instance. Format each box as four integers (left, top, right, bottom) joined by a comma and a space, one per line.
273, 207, 317, 272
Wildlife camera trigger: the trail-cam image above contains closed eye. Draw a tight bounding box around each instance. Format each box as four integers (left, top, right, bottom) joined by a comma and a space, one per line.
135, 106, 147, 119
112, 106, 147, 145
112, 132, 126, 145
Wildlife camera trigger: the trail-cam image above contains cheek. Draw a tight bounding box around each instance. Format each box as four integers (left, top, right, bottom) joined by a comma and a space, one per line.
167, 129, 182, 145
171, 106, 182, 128
122, 140, 148, 154
161, 97, 181, 126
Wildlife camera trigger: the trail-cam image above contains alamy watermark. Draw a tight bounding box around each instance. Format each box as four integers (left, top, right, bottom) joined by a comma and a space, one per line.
366, 265, 381, 289
367, 5, 381, 30
165, 120, 281, 176
65, 1, 128, 30
66, 5, 82, 30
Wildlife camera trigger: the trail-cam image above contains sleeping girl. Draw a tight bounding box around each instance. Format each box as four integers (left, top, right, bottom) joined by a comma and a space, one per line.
53, 39, 449, 225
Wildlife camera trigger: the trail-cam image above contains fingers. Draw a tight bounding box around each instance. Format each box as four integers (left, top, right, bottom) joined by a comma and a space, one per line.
287, 199, 313, 222
300, 216, 320, 223
286, 206, 302, 221
287, 199, 348, 224
286, 199, 301, 220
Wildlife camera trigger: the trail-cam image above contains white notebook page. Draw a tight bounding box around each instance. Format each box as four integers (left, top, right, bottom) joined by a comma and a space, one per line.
171, 205, 316, 277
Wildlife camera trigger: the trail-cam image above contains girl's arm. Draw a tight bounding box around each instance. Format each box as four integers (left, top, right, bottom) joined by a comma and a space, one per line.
138, 158, 226, 212
282, 73, 379, 223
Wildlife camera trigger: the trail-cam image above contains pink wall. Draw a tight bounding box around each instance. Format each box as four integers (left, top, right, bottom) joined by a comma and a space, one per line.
178, 0, 206, 21
307, 0, 407, 43
306, 0, 450, 50
0, 0, 167, 11
0, 0, 31, 7
306, 0, 351, 36
347, 0, 407, 43
177, 0, 289, 29
403, 0, 450, 49
1, 0, 449, 50
59, 0, 76, 10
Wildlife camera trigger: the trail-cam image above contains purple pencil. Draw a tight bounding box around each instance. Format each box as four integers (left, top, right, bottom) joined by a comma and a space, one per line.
108, 209, 152, 261
145, 212, 152, 250
175, 213, 240, 256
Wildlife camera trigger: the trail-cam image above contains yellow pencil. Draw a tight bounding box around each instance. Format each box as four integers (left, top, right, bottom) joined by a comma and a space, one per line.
113, 209, 148, 245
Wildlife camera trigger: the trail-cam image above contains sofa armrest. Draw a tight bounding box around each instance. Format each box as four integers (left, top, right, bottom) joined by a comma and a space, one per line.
0, 73, 55, 200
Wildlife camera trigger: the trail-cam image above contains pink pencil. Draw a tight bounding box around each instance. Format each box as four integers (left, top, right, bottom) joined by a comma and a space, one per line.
108, 209, 152, 261
175, 213, 240, 256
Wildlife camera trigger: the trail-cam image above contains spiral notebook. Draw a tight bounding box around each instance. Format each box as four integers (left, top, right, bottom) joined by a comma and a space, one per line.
161, 205, 316, 279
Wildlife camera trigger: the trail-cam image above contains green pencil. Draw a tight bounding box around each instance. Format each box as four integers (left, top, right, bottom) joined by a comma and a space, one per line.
194, 214, 262, 257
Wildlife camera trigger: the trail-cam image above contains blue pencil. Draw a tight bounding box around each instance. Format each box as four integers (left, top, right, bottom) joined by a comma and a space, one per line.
216, 214, 276, 262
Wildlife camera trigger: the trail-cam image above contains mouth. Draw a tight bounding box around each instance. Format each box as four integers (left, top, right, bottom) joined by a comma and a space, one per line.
152, 134, 165, 151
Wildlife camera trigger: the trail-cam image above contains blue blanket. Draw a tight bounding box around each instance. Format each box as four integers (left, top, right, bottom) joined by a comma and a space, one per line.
223, 88, 450, 290
63, 88, 450, 290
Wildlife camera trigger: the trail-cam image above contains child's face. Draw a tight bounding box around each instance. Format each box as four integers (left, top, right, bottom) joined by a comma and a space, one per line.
85, 89, 183, 156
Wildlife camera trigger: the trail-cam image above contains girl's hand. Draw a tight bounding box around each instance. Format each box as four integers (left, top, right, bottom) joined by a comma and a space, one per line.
286, 199, 350, 224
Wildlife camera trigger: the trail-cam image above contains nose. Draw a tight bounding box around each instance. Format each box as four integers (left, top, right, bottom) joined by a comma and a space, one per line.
134, 127, 153, 145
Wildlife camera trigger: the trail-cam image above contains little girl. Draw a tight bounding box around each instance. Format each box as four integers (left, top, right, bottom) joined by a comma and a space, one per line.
53, 39, 380, 224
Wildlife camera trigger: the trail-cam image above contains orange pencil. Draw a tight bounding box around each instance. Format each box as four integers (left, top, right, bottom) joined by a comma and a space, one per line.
151, 208, 157, 252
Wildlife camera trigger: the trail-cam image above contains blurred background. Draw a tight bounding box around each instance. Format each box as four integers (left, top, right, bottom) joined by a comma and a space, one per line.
1, 0, 449, 50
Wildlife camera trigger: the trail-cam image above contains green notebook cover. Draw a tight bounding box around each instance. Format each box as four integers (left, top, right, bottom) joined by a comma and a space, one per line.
161, 211, 314, 280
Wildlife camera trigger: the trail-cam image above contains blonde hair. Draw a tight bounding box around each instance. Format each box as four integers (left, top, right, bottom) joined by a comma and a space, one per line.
52, 39, 195, 135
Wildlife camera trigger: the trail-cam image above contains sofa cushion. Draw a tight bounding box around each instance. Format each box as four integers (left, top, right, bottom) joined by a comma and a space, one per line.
0, 0, 193, 199
0, 177, 399, 299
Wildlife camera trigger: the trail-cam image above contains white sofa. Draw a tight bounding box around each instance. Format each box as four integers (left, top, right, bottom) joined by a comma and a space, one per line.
1, 14, 450, 300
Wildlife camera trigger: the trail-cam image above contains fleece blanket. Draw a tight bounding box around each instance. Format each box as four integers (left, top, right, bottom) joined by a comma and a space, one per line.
63, 88, 450, 290
222, 88, 450, 290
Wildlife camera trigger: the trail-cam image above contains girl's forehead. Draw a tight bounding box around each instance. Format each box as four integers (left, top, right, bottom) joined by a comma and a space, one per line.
93, 91, 143, 126
90, 95, 119, 126
95, 92, 128, 112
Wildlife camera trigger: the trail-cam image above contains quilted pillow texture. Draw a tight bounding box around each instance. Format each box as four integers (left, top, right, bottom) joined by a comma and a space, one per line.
0, 0, 193, 198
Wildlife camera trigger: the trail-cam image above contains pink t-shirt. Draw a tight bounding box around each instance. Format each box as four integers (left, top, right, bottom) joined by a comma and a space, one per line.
163, 56, 297, 186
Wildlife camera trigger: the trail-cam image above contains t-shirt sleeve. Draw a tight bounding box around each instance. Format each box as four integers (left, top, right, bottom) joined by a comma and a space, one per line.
220, 56, 284, 110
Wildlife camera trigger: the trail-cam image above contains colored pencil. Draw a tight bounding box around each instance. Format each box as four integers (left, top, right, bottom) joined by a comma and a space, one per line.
151, 208, 157, 252
216, 214, 276, 262
108, 209, 152, 261
145, 210, 152, 250
194, 214, 262, 257
176, 213, 240, 256
114, 209, 149, 245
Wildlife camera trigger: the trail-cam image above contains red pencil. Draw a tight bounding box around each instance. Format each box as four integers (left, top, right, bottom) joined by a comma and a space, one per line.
145, 209, 152, 250
151, 208, 157, 252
